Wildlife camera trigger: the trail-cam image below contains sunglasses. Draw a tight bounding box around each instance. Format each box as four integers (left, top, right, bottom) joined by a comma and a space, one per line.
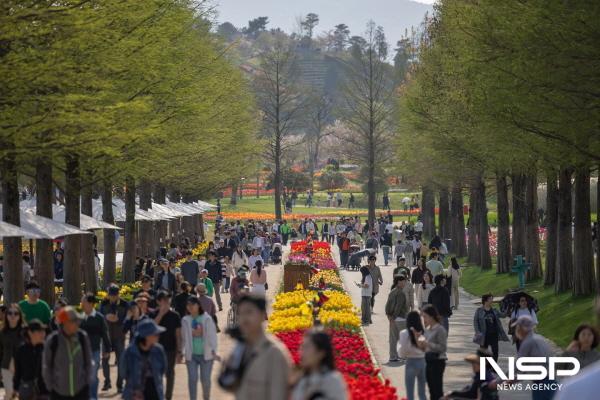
28, 289, 41, 294
7, 311, 20, 316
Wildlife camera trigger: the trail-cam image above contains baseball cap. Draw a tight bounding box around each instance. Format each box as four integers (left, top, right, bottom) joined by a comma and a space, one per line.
158, 257, 169, 263
56, 306, 84, 325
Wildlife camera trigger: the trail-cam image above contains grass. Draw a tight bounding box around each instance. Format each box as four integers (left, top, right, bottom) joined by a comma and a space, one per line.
460, 263, 596, 348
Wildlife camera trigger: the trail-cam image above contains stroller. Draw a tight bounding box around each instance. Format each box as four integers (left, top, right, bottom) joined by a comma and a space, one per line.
347, 247, 374, 271
271, 243, 283, 264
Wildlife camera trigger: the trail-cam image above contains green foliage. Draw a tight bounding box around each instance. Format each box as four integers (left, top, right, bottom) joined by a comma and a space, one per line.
460, 265, 596, 348
318, 165, 347, 191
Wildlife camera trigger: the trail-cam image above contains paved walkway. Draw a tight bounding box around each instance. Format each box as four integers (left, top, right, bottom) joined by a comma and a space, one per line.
338, 246, 560, 400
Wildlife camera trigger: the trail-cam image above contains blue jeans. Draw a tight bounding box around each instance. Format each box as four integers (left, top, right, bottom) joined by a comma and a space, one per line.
90, 350, 101, 400
532, 378, 556, 400
186, 354, 214, 400
382, 245, 391, 265
405, 358, 427, 400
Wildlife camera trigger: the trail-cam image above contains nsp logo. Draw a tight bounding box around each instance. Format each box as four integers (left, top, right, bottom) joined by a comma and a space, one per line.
480, 357, 580, 381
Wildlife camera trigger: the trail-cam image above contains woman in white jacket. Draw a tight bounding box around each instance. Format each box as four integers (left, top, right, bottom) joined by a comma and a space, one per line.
182, 296, 219, 400
232, 245, 248, 274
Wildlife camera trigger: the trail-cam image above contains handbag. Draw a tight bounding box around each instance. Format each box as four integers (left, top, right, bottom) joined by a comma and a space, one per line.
472, 332, 484, 344
264, 282, 269, 290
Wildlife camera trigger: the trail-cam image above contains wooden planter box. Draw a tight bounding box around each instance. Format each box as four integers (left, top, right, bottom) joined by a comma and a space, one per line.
283, 262, 311, 292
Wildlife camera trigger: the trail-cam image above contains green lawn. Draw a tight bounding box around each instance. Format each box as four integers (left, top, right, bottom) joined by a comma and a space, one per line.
460, 264, 596, 348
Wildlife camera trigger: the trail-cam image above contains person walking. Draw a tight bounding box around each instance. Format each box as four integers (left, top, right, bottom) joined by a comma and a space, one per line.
419, 271, 435, 308
426, 252, 444, 278
339, 232, 351, 268
385, 276, 408, 363
291, 330, 349, 400
42, 306, 93, 400
367, 256, 383, 310
232, 245, 248, 274
249, 260, 268, 296
411, 237, 421, 266
174, 282, 193, 318
359, 265, 373, 326
204, 251, 223, 311
120, 319, 167, 400
155, 258, 177, 294
13, 320, 49, 400
413, 305, 447, 400
152, 291, 182, 400
280, 220, 291, 245
221, 294, 292, 399
509, 295, 538, 351
99, 284, 128, 393
182, 296, 219, 400
381, 229, 393, 266
428, 274, 452, 333
512, 316, 556, 400
449, 257, 461, 309
80, 294, 111, 400
181, 251, 200, 288
0, 303, 25, 399
473, 294, 509, 361
399, 311, 427, 400
18, 281, 52, 324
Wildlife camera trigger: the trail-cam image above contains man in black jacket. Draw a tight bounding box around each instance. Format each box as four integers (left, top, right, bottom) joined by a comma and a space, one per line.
428, 274, 452, 333
154, 258, 177, 294
80, 293, 111, 400
204, 251, 223, 310
99, 284, 128, 392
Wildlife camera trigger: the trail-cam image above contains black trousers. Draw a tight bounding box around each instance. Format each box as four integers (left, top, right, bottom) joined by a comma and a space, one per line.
102, 336, 124, 388
426, 358, 446, 400
165, 350, 177, 400
483, 333, 500, 361
371, 291, 378, 308
51, 387, 89, 400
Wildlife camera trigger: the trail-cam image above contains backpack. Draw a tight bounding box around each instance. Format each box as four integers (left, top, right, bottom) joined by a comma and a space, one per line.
49, 331, 90, 374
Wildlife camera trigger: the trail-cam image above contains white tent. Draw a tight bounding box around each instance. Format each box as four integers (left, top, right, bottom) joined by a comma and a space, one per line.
152, 202, 190, 218
0, 207, 92, 239
0, 220, 47, 239
20, 199, 121, 230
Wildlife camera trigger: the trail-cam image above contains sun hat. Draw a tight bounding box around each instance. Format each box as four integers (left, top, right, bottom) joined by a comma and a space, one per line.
135, 319, 166, 339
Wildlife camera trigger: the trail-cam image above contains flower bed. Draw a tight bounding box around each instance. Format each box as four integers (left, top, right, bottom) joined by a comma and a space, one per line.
270, 241, 397, 399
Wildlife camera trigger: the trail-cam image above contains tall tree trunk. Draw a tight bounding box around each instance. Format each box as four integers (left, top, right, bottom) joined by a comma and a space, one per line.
230, 182, 238, 206
477, 177, 492, 269
555, 167, 573, 293
274, 135, 283, 220
256, 173, 260, 198
122, 176, 137, 283
421, 185, 436, 238
544, 172, 558, 286
496, 173, 511, 273
80, 171, 97, 293
153, 184, 168, 248
138, 180, 153, 258
467, 183, 480, 265
573, 167, 594, 296
511, 173, 527, 258
438, 187, 450, 240
1, 150, 24, 304
596, 164, 599, 291
525, 173, 542, 280
102, 179, 116, 287
450, 182, 467, 257
35, 159, 55, 304
63, 155, 82, 304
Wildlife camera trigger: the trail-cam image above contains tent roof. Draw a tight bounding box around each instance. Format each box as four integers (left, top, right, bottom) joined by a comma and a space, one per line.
0, 220, 47, 239
20, 199, 121, 230
0, 207, 91, 239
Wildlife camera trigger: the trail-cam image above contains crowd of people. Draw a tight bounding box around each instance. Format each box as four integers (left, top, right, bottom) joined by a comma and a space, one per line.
0, 212, 598, 400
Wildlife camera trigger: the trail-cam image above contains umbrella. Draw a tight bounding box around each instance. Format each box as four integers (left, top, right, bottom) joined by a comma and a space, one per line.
499, 291, 539, 314
0, 221, 47, 239
348, 248, 375, 267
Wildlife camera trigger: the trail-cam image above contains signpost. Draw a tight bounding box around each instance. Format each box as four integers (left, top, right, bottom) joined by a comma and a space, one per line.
511, 255, 531, 289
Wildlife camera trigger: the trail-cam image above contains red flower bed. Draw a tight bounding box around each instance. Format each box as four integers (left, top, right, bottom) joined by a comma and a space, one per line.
289, 240, 337, 270
276, 329, 396, 399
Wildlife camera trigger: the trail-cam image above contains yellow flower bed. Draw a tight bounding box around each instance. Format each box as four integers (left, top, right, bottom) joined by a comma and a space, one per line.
273, 290, 316, 310
318, 308, 361, 330
310, 270, 343, 289
268, 302, 314, 333
321, 291, 355, 311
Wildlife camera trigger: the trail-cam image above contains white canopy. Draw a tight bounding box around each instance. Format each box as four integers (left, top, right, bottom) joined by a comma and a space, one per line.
20, 199, 121, 230
0, 220, 47, 239
0, 207, 91, 239
152, 202, 191, 218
